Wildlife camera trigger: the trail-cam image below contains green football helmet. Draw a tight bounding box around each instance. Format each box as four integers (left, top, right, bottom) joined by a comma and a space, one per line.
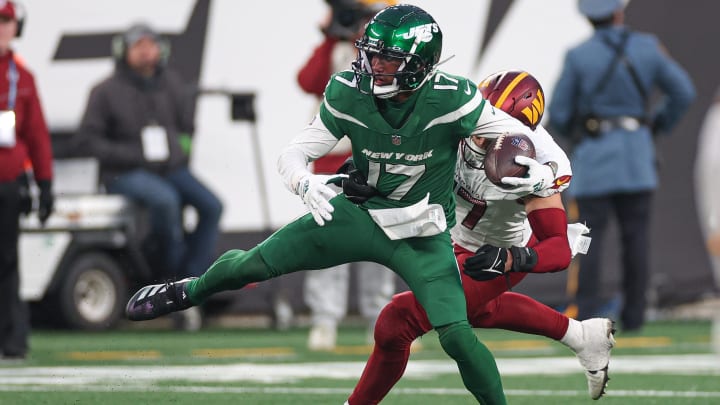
352, 4, 442, 98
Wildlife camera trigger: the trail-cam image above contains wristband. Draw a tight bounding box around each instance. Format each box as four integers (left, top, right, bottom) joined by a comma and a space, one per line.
509, 246, 538, 272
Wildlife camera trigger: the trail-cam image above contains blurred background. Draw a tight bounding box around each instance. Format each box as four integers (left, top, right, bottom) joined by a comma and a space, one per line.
16, 0, 719, 331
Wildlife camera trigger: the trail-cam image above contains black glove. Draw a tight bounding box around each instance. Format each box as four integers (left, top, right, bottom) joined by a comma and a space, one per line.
37, 180, 54, 226
335, 157, 379, 204
463, 245, 538, 281
463, 245, 508, 281
343, 169, 379, 204
17, 172, 32, 216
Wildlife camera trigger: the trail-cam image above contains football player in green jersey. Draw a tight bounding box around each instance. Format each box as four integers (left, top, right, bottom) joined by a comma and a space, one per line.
126, 5, 556, 404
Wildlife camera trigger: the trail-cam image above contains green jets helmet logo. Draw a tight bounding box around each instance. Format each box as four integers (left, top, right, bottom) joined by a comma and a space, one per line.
402, 23, 439, 43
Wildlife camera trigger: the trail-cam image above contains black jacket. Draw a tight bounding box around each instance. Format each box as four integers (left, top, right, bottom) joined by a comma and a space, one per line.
76, 63, 195, 185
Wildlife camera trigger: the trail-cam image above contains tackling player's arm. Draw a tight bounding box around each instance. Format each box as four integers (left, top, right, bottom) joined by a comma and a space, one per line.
463, 193, 571, 280
519, 194, 572, 272
508, 124, 574, 272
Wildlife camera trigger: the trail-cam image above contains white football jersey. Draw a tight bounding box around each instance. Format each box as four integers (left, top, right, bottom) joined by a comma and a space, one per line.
450, 125, 572, 253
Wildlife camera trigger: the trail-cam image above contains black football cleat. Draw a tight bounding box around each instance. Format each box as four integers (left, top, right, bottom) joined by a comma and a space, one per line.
125, 277, 197, 321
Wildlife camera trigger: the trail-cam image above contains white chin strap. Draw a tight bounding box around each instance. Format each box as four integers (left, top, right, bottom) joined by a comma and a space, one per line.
373, 66, 437, 99
372, 81, 401, 99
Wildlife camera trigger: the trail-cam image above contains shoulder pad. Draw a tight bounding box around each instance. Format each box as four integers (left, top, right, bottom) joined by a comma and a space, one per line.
421, 71, 479, 113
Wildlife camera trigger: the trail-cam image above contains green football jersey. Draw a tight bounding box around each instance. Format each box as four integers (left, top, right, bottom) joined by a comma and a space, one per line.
319, 70, 486, 228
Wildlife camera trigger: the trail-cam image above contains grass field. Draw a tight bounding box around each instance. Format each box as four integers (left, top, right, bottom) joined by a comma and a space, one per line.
1, 319, 718, 404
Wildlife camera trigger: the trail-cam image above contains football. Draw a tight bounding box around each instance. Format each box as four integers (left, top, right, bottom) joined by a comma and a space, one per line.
484, 133, 536, 188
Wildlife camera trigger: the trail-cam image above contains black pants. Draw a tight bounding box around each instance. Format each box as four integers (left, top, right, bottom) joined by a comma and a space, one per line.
575, 191, 653, 331
0, 180, 29, 356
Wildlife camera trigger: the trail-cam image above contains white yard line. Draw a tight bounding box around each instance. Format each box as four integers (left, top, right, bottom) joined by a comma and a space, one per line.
0, 385, 719, 399
0, 354, 717, 388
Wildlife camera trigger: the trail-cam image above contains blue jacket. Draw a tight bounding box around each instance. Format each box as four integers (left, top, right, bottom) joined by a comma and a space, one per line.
549, 26, 695, 197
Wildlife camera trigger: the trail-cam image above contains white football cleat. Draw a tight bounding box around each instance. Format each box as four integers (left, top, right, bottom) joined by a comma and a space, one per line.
572, 318, 616, 400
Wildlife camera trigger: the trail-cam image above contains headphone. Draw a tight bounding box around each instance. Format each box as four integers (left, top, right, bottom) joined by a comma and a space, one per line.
111, 23, 171, 65
3, 0, 26, 38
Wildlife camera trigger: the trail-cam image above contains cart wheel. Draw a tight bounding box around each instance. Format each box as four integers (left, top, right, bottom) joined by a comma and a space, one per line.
56, 252, 128, 330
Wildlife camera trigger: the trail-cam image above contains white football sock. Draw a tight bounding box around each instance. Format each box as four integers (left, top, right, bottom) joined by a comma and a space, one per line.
560, 318, 583, 349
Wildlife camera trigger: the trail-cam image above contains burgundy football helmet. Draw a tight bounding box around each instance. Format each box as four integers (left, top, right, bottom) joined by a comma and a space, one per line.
478, 70, 545, 130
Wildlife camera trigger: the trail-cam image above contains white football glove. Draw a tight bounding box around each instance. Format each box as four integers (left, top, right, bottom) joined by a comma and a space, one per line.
501, 156, 556, 195
297, 174, 348, 226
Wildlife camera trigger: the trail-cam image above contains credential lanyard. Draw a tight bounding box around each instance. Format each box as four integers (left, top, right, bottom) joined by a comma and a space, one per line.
7, 58, 18, 110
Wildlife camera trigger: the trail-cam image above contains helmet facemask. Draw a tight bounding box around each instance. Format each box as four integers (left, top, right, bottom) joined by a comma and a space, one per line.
353, 41, 432, 98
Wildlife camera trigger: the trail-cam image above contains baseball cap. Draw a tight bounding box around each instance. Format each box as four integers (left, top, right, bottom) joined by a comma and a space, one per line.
578, 0, 624, 20
0, 0, 16, 20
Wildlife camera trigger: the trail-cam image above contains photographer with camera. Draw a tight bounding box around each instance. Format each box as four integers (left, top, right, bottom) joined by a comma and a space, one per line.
296, 0, 396, 351
298, 0, 392, 98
